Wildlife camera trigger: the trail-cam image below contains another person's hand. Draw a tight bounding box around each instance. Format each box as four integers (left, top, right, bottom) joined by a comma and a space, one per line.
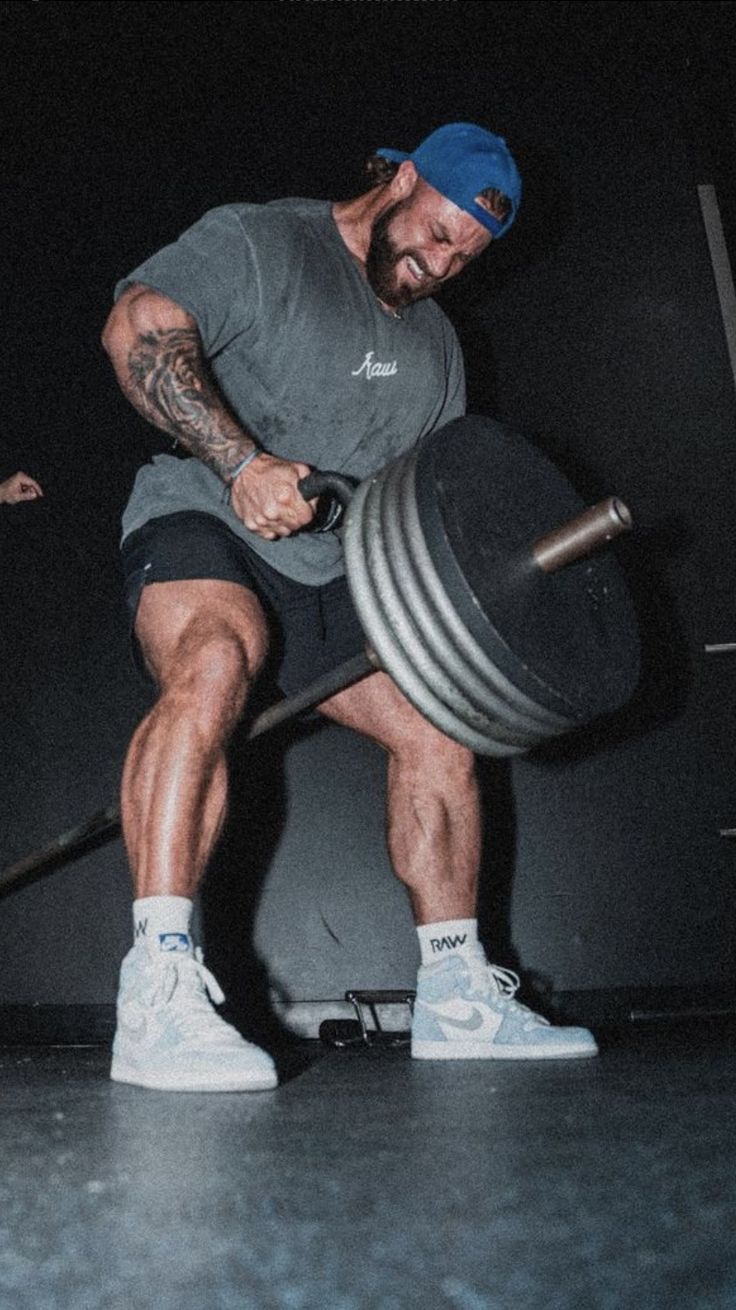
0, 471, 43, 504
229, 453, 316, 540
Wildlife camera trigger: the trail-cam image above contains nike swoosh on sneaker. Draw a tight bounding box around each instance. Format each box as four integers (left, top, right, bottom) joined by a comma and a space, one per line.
434, 1007, 487, 1032
423, 1001, 503, 1041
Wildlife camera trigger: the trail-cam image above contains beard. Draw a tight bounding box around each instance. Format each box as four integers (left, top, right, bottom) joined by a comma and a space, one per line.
364, 202, 439, 309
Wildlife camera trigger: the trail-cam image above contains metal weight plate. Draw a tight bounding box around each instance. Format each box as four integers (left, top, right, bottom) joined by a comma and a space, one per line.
411, 416, 640, 723
385, 450, 570, 738
342, 415, 639, 754
352, 459, 569, 751
344, 472, 523, 754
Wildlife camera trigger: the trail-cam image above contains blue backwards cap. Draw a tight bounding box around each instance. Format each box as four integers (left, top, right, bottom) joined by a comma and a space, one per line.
376, 122, 522, 238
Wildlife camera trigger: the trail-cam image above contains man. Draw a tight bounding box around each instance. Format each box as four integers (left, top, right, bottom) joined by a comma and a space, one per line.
102, 122, 596, 1092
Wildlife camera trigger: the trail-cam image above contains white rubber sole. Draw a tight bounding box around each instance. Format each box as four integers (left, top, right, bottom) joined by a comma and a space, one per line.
411, 1039, 599, 1061
110, 1062, 278, 1092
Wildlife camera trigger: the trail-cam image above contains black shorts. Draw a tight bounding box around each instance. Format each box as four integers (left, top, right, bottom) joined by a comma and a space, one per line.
120, 511, 365, 697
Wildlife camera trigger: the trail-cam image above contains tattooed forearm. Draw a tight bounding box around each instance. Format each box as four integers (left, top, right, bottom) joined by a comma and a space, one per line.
124, 327, 257, 481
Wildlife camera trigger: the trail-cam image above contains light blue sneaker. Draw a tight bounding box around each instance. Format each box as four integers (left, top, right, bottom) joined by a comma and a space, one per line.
111, 944, 278, 1092
411, 952, 598, 1060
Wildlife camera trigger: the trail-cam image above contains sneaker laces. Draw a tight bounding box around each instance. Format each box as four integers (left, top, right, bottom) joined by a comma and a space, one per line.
147, 948, 236, 1045
467, 957, 550, 1029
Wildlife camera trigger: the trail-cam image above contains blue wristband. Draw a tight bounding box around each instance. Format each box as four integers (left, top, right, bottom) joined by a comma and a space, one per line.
228, 448, 261, 483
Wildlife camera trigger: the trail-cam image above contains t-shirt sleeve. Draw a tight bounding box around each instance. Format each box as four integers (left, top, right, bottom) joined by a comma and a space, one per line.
114, 206, 260, 357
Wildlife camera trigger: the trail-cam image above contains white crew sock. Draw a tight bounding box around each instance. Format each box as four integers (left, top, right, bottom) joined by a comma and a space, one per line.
416, 918, 481, 967
133, 896, 194, 954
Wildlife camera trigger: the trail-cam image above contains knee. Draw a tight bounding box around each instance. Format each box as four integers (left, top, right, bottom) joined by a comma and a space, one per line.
162, 624, 258, 726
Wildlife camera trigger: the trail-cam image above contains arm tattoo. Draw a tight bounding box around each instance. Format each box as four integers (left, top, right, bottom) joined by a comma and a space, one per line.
125, 327, 256, 481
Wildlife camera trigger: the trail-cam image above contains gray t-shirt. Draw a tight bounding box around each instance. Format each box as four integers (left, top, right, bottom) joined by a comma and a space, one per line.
118, 199, 466, 583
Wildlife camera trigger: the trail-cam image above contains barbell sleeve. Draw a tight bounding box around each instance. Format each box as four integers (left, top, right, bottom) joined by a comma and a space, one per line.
531, 497, 632, 574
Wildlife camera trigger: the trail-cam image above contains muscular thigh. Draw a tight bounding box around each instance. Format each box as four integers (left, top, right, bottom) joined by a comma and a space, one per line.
120, 511, 365, 698
135, 579, 270, 687
121, 511, 275, 690
318, 667, 467, 762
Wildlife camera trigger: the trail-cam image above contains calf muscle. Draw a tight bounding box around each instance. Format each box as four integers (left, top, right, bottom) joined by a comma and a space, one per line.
122, 579, 269, 898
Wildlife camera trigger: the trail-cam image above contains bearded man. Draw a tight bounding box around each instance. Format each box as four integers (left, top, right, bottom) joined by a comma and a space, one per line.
102, 122, 596, 1092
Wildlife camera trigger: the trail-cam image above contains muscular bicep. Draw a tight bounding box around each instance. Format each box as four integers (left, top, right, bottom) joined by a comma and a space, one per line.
101, 284, 198, 372
101, 282, 256, 480
101, 283, 210, 437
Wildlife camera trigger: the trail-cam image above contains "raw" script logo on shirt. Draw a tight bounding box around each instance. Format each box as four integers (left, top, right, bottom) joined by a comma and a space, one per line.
351, 350, 398, 379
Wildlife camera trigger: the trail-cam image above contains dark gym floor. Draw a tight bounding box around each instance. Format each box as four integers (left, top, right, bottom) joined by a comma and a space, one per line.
0, 1024, 734, 1310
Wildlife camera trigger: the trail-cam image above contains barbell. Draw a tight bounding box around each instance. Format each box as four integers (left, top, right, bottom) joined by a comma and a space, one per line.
0, 415, 639, 893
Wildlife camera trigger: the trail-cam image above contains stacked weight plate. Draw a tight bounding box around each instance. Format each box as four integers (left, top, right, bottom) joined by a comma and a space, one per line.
342, 415, 640, 756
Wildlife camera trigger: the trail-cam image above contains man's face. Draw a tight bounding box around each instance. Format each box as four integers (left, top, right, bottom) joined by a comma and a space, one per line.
365, 179, 492, 309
